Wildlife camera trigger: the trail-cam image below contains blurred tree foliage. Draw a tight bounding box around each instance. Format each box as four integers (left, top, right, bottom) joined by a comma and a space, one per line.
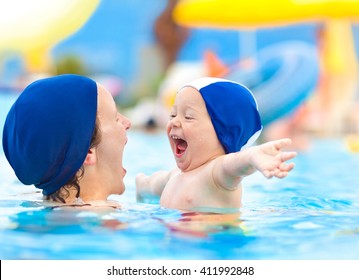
54, 55, 87, 75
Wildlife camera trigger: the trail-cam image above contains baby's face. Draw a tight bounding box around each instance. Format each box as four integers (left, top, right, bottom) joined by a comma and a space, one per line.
166, 86, 225, 171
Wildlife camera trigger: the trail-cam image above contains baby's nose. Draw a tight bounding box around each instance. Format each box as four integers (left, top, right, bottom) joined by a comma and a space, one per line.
169, 116, 180, 127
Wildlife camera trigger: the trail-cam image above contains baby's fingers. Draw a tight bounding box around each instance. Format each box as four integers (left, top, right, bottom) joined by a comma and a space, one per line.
279, 162, 295, 172
273, 138, 292, 150
274, 170, 289, 178
263, 170, 274, 179
271, 162, 295, 178
265, 168, 290, 179
281, 151, 297, 162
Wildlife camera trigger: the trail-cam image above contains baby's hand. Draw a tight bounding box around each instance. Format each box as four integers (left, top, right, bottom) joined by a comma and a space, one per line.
135, 173, 147, 188
250, 138, 297, 179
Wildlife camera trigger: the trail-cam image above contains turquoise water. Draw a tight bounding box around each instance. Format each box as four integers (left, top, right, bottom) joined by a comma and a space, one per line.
1, 94, 359, 260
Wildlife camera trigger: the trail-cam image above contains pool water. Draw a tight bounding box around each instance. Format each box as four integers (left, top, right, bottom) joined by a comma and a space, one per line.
1, 94, 359, 260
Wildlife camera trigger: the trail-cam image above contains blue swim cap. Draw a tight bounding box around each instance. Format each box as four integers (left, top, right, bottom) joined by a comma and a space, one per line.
183, 77, 262, 154
2, 74, 98, 195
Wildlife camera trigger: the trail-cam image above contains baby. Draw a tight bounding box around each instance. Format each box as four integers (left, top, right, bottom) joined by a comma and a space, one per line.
136, 77, 297, 211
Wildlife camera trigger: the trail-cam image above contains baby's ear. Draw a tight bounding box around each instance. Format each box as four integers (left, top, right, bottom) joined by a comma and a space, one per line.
83, 147, 97, 165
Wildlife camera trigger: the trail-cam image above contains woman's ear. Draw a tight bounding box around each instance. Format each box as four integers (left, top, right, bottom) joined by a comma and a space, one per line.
83, 147, 97, 166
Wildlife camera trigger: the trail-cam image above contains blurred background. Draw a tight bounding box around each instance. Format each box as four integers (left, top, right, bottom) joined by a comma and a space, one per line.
1, 0, 359, 151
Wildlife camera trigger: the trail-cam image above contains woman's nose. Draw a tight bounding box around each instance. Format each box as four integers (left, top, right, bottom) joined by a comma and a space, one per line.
121, 115, 131, 130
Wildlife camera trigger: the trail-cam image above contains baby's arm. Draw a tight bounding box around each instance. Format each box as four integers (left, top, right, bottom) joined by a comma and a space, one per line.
213, 138, 297, 189
136, 169, 177, 201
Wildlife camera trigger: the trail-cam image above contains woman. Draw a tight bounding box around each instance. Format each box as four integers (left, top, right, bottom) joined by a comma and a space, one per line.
2, 74, 131, 205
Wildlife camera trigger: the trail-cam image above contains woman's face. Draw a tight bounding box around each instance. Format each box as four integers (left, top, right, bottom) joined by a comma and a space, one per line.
95, 84, 131, 196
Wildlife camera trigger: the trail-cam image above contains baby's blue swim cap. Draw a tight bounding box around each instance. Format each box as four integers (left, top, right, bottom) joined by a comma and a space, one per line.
2, 74, 98, 195
182, 77, 262, 154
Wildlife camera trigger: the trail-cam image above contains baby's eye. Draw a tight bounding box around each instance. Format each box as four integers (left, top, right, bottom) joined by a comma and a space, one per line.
170, 113, 176, 119
185, 116, 194, 120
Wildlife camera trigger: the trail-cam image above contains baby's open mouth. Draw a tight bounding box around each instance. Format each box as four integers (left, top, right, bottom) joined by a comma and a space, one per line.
171, 135, 188, 156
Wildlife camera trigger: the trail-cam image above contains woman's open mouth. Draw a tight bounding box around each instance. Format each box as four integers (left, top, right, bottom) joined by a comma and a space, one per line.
171, 135, 188, 157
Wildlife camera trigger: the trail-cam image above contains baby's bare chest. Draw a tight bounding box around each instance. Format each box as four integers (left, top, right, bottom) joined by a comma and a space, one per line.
160, 171, 219, 209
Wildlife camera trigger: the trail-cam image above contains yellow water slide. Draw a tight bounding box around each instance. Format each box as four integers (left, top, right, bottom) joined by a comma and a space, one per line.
173, 0, 359, 29
0, 0, 100, 71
